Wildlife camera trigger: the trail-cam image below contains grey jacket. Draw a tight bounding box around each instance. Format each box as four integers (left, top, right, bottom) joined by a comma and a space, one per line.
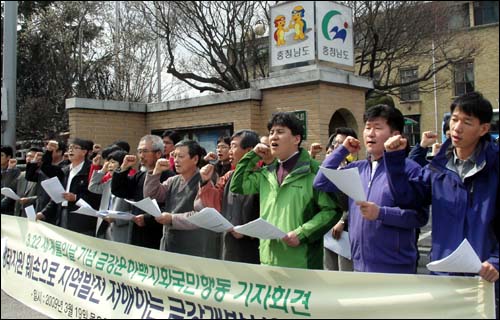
89, 170, 132, 244
144, 172, 221, 259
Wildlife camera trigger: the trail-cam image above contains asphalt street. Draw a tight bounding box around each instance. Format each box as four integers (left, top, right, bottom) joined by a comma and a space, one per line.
1, 289, 48, 319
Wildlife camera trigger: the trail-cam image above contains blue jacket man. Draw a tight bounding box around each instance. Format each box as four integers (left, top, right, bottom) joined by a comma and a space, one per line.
384, 91, 499, 284
314, 104, 428, 274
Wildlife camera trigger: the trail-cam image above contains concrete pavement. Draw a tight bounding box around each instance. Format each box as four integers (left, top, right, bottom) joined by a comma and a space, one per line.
1, 290, 48, 319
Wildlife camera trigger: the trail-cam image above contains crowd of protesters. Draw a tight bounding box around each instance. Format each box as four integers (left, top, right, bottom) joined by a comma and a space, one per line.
2, 92, 498, 300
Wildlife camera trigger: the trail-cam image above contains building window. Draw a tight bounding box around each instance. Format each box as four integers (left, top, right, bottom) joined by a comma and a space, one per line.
454, 61, 474, 96
403, 115, 421, 147
474, 1, 499, 26
400, 68, 419, 101
151, 124, 233, 155
448, 3, 470, 30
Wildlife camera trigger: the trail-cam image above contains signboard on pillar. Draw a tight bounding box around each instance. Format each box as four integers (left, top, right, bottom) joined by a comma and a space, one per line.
269, 1, 354, 70
269, 2, 315, 67
317, 1, 354, 67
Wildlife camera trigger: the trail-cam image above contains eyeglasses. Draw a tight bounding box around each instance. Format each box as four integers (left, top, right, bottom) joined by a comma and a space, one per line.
333, 140, 343, 146
137, 149, 157, 154
68, 145, 82, 150
217, 145, 230, 150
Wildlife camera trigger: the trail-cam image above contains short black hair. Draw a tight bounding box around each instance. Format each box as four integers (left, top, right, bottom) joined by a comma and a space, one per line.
56, 140, 67, 153
112, 140, 131, 153
1, 145, 14, 158
442, 114, 451, 133
231, 130, 260, 149
327, 127, 358, 149
101, 145, 122, 159
450, 91, 493, 125
175, 140, 204, 165
69, 138, 94, 152
364, 104, 404, 133
335, 127, 357, 138
107, 150, 127, 165
29, 147, 43, 153
162, 130, 181, 145
267, 112, 304, 145
217, 136, 231, 146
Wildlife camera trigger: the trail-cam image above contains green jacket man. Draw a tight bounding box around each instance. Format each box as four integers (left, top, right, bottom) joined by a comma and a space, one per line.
230, 113, 340, 269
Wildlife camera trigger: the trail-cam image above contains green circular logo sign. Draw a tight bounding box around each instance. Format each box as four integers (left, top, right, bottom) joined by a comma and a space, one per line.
322, 10, 342, 40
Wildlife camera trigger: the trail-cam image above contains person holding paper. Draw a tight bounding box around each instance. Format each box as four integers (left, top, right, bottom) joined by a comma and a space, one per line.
384, 92, 499, 284
322, 127, 358, 272
25, 140, 68, 218
36, 138, 101, 236
230, 112, 340, 269
27, 139, 68, 184
150, 130, 261, 263
89, 149, 132, 243
1, 145, 21, 215
111, 135, 174, 249
196, 130, 261, 264
1, 148, 42, 217
144, 140, 221, 258
314, 104, 428, 274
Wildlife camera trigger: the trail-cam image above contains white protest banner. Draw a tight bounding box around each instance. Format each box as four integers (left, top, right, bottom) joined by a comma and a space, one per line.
1, 215, 495, 318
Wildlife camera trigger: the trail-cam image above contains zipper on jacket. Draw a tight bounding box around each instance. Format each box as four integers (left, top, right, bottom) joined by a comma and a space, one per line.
468, 181, 474, 208
367, 160, 378, 193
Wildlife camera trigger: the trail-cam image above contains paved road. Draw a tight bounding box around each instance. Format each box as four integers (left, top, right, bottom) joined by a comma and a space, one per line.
1, 290, 48, 319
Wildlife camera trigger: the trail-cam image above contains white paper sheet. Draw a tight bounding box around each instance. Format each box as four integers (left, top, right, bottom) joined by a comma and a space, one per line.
76, 198, 93, 208
24, 205, 37, 221
319, 167, 366, 202
426, 238, 482, 274
125, 198, 162, 217
1, 187, 20, 200
72, 206, 101, 218
40, 176, 66, 204
324, 230, 351, 260
98, 210, 135, 221
233, 218, 287, 240
185, 208, 234, 233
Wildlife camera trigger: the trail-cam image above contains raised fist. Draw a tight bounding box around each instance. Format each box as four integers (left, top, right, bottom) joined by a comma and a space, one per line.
308, 143, 323, 158
92, 154, 102, 166
46, 140, 59, 152
420, 131, 438, 148
343, 136, 361, 154
204, 152, 217, 162
121, 155, 137, 170
384, 135, 407, 152
153, 158, 170, 175
200, 164, 215, 183
253, 143, 274, 164
93, 144, 102, 154
8, 158, 17, 169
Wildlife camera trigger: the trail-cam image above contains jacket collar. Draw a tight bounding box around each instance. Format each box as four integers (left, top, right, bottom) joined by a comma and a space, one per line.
266, 148, 313, 182
432, 137, 498, 172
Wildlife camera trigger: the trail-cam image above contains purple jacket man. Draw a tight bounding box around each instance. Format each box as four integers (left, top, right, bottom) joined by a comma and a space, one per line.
314, 105, 428, 274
